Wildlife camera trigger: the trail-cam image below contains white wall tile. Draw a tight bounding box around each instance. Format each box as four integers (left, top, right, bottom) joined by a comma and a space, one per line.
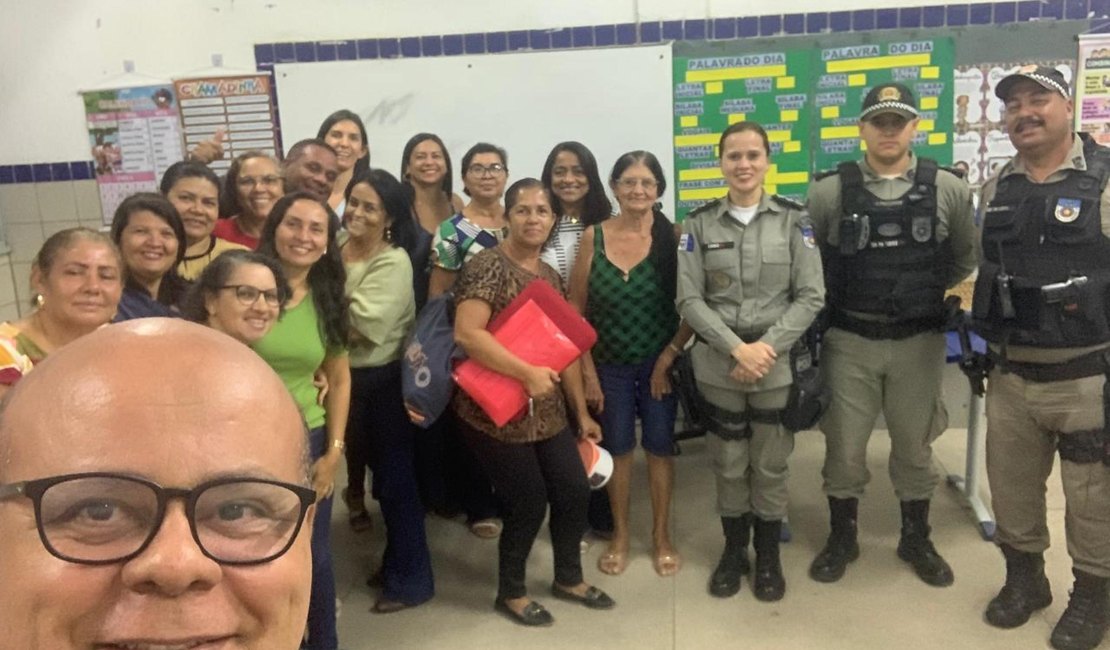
36, 182, 79, 223
6, 222, 44, 264
0, 185, 41, 225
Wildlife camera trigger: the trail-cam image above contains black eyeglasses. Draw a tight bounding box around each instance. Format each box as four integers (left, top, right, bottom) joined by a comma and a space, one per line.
221, 284, 281, 307
467, 163, 507, 177
0, 473, 316, 566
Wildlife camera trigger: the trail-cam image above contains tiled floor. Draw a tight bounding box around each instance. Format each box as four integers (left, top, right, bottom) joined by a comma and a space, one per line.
329, 369, 1090, 649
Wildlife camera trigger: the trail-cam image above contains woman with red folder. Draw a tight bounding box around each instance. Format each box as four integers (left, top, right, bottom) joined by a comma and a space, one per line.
452, 178, 615, 627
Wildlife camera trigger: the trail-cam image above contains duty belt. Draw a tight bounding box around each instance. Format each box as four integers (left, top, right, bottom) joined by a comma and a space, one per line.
830, 310, 942, 341
1000, 349, 1110, 383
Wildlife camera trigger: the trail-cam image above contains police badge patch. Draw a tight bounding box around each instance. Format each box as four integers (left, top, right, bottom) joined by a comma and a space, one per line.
912, 216, 933, 243
678, 233, 696, 252
1055, 198, 1081, 223
801, 224, 816, 249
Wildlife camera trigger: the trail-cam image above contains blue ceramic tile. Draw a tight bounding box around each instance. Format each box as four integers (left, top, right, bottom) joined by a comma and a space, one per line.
336, 40, 356, 61
379, 38, 400, 59
316, 42, 337, 61
759, 14, 781, 35
528, 30, 550, 50
1093, 0, 1110, 16
442, 34, 463, 56
900, 6, 923, 26
684, 19, 707, 40
274, 42, 295, 63
970, 3, 993, 23
254, 43, 275, 65
487, 32, 508, 53
400, 37, 420, 58
0, 167, 14, 184
572, 25, 594, 47
662, 20, 683, 40
640, 22, 662, 42
32, 164, 51, 182
784, 13, 805, 34
50, 162, 71, 181
14, 165, 32, 183
527, 30, 550, 50
70, 161, 92, 181
1041, 0, 1064, 19
807, 12, 828, 33
1018, 0, 1040, 19
616, 23, 637, 45
422, 35, 443, 56
876, 8, 898, 28
463, 33, 485, 54
993, 2, 1016, 22
255, 62, 273, 74
923, 6, 946, 26
357, 39, 379, 59
830, 11, 851, 31
508, 30, 529, 50
948, 4, 969, 25
550, 28, 571, 49
714, 17, 736, 39
1066, 0, 1089, 18
852, 9, 875, 30
739, 16, 759, 37
294, 42, 316, 62
595, 24, 616, 46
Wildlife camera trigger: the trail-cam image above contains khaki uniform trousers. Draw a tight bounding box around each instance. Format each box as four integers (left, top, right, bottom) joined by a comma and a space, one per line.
700, 383, 793, 520
819, 328, 949, 501
986, 369, 1110, 577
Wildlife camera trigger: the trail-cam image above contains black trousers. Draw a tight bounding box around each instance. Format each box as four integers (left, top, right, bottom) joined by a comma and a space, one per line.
459, 421, 590, 600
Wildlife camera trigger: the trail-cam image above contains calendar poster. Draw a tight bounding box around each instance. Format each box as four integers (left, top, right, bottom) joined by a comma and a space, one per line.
82, 84, 184, 223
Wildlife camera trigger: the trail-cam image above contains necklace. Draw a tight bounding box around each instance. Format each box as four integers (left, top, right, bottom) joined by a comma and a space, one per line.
564, 214, 580, 225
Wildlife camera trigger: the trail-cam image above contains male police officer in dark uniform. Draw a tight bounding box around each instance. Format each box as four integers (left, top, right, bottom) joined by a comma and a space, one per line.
974, 66, 1110, 650
805, 83, 977, 588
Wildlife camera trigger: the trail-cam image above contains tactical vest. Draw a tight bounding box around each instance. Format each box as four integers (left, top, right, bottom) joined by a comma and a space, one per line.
972, 134, 1110, 348
822, 159, 949, 332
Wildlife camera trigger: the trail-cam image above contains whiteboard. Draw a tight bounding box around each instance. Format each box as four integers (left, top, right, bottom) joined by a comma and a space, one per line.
274, 45, 676, 216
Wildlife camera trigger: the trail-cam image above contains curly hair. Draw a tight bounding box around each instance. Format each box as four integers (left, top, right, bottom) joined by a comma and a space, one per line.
180, 249, 291, 323
256, 192, 349, 349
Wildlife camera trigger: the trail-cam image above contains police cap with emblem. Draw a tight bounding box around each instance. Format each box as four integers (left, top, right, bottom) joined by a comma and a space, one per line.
859, 83, 919, 121
995, 65, 1070, 101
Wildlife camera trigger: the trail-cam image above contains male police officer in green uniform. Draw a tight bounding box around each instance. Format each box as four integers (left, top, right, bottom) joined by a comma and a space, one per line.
677, 122, 824, 602
974, 66, 1110, 650
805, 83, 976, 588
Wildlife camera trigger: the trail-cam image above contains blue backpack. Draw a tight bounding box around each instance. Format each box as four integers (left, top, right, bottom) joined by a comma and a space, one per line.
401, 293, 462, 428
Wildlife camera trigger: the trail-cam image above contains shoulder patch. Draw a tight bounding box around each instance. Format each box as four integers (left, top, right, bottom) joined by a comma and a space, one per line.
678, 232, 697, 252
771, 194, 804, 211
813, 168, 840, 182
796, 217, 817, 249
685, 197, 723, 219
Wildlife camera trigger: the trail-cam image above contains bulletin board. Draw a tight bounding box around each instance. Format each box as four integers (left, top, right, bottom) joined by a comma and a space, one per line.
672, 38, 954, 220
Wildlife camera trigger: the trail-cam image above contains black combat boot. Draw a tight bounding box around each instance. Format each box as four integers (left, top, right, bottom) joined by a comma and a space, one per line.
752, 517, 786, 602
985, 544, 1052, 628
1050, 569, 1109, 650
809, 496, 860, 583
709, 513, 752, 598
896, 499, 954, 587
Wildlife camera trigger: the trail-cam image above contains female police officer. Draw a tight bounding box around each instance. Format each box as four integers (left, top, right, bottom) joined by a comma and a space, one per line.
676, 121, 825, 602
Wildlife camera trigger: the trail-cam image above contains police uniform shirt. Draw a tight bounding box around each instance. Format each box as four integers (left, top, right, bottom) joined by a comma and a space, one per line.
978, 133, 1110, 363
676, 192, 825, 391
807, 153, 978, 298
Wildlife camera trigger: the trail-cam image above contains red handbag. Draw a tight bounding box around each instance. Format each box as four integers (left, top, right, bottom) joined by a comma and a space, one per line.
454, 279, 596, 426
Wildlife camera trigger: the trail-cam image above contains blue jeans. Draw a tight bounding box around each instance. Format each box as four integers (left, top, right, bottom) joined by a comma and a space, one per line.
304, 426, 337, 650
596, 354, 678, 457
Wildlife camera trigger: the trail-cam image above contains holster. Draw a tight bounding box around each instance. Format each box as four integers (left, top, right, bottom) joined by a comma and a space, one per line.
702, 400, 782, 441
781, 335, 829, 433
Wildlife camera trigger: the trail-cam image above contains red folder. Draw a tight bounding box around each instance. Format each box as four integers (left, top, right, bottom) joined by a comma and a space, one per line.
454, 279, 596, 426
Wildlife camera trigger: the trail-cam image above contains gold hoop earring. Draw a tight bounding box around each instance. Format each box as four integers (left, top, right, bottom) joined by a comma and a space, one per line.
34, 294, 44, 308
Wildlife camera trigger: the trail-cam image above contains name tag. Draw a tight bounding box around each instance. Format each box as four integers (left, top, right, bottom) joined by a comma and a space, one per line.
702, 241, 735, 251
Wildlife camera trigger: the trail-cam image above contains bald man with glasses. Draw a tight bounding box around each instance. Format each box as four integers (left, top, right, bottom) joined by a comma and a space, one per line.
0, 319, 317, 650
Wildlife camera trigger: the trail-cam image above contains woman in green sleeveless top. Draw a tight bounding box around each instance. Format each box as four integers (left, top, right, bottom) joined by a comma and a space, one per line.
570, 151, 694, 578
